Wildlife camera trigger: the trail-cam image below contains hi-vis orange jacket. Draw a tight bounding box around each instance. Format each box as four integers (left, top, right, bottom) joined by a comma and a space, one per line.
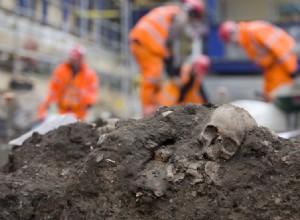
129, 5, 182, 58
38, 62, 99, 120
238, 21, 297, 73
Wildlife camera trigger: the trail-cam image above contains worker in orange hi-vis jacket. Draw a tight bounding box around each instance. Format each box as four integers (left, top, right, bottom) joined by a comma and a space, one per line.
129, 0, 205, 116
37, 45, 99, 120
219, 20, 298, 102
159, 54, 210, 107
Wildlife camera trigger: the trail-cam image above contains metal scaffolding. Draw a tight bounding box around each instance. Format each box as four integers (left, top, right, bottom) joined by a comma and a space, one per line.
0, 0, 143, 117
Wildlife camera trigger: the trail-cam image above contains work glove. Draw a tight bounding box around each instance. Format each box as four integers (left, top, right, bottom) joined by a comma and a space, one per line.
164, 56, 180, 78
86, 104, 93, 110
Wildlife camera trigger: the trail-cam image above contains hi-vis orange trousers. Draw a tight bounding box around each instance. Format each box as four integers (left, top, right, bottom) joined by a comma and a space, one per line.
130, 40, 164, 116
264, 62, 296, 101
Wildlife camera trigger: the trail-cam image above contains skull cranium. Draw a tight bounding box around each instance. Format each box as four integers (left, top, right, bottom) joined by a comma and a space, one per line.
199, 104, 257, 160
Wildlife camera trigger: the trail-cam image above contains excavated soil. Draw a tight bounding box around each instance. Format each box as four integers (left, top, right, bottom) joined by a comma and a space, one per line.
0, 104, 300, 220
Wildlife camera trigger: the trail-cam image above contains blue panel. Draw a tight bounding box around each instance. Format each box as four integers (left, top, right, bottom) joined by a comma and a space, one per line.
205, 0, 224, 57
206, 0, 217, 24
206, 25, 224, 58
131, 9, 149, 28
210, 59, 300, 75
210, 60, 261, 74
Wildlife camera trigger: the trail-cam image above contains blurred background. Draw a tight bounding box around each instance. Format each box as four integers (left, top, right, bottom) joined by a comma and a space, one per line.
0, 0, 299, 122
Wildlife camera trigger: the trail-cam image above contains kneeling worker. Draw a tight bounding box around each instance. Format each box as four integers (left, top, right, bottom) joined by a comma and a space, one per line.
37, 45, 99, 120
159, 54, 210, 106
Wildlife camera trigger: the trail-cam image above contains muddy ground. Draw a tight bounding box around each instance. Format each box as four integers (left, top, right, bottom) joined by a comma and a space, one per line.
0, 104, 300, 220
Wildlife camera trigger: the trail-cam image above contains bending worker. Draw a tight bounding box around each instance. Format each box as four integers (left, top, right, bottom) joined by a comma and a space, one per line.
160, 54, 210, 107
129, 0, 205, 115
219, 20, 298, 101
38, 45, 99, 120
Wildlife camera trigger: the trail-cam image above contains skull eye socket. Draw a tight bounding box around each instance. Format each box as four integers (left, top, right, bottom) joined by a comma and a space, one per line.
202, 125, 219, 145
222, 138, 237, 150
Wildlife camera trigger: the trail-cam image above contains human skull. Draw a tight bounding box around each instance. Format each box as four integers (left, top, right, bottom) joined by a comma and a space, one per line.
199, 104, 257, 160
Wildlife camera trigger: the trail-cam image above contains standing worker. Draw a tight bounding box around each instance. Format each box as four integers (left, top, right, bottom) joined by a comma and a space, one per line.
129, 0, 205, 115
218, 20, 298, 101
37, 45, 99, 120
159, 54, 210, 107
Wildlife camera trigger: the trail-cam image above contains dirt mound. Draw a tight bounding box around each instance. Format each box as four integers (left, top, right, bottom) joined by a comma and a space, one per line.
1, 104, 300, 219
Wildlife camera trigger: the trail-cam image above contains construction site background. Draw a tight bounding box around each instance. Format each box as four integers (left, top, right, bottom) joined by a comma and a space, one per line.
0, 0, 299, 121
0, 0, 139, 119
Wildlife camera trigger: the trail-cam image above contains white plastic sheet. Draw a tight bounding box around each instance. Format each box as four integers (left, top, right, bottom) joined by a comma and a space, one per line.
9, 114, 78, 146
231, 100, 287, 132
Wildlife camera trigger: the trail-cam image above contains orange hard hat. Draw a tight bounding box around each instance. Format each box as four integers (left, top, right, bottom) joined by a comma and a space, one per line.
69, 45, 85, 61
193, 54, 210, 77
218, 21, 237, 43
183, 0, 205, 18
